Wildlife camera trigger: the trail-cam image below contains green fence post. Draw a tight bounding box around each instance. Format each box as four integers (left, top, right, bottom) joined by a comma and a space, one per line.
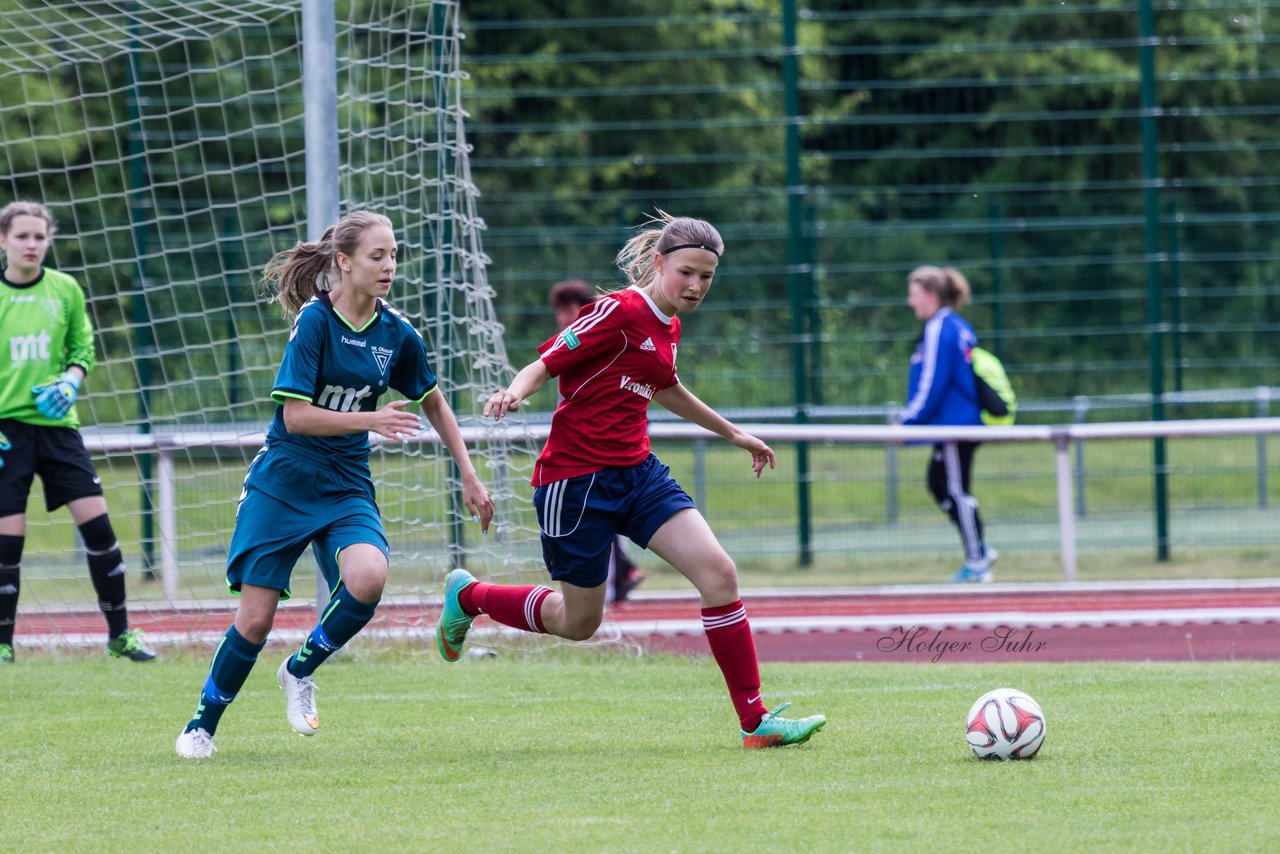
782, 0, 811, 566
1139, 0, 1169, 561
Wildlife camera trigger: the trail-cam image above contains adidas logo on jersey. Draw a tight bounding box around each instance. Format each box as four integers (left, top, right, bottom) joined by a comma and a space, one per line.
639, 337, 656, 351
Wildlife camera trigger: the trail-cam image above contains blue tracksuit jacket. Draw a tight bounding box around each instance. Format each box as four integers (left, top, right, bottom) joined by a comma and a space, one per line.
900, 307, 983, 427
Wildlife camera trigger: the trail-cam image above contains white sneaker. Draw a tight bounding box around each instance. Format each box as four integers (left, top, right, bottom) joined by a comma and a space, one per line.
176, 727, 216, 759
277, 658, 318, 735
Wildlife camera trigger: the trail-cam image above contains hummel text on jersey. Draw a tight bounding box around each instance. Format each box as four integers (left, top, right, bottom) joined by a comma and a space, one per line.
9, 330, 52, 362
639, 336, 656, 351
341, 335, 367, 348
316, 384, 373, 412
619, 375, 656, 400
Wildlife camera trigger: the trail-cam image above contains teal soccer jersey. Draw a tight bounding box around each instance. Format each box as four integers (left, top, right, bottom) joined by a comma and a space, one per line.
268, 292, 437, 463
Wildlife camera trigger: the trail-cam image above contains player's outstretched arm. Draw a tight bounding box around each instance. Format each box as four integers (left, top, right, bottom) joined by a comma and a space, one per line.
483, 359, 552, 421
282, 397, 420, 441
653, 383, 775, 478
421, 390, 494, 532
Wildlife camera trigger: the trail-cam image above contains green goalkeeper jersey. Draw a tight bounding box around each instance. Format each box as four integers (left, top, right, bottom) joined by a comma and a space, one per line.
1, 267, 96, 429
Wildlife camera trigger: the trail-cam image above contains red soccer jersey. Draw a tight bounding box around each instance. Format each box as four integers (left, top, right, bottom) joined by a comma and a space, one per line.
532, 287, 681, 486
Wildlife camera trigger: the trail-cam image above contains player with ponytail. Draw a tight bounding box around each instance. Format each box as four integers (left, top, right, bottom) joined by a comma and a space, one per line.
440, 212, 826, 749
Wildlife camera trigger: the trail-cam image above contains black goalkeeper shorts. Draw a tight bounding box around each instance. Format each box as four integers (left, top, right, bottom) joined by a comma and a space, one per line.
0, 419, 104, 515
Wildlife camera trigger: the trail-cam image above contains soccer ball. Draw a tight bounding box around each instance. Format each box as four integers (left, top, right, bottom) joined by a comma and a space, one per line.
965, 688, 1046, 760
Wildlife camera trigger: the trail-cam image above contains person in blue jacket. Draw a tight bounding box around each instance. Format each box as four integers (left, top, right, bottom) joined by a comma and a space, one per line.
898, 266, 997, 582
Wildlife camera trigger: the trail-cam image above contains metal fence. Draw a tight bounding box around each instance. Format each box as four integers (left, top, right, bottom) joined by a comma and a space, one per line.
463, 2, 1280, 414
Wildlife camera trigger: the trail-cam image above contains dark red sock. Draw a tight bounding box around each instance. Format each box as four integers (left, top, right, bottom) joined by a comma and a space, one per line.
702, 600, 767, 732
462, 582, 553, 633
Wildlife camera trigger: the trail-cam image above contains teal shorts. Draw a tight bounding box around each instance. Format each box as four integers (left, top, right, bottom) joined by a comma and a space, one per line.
225, 445, 389, 599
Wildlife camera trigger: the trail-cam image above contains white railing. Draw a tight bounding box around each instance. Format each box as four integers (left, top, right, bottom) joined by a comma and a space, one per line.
82, 416, 1280, 597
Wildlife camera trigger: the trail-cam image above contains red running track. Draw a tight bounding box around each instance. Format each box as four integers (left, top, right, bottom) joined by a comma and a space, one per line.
18, 582, 1280, 662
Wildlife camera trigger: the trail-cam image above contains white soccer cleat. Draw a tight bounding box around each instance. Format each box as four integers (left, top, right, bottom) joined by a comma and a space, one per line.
277, 658, 319, 736
175, 727, 216, 759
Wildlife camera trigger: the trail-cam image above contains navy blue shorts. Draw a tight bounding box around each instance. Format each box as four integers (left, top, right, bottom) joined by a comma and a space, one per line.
225, 445, 389, 600
0, 419, 104, 515
533, 453, 695, 589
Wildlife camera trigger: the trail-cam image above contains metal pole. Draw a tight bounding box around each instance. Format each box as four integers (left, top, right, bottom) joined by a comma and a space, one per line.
693, 439, 708, 515
1054, 434, 1078, 582
126, 3, 156, 581
430, 2, 465, 569
158, 448, 178, 603
884, 410, 899, 524
782, 0, 812, 566
303, 0, 340, 613
1073, 396, 1089, 518
1257, 387, 1270, 509
303, 0, 340, 243
1138, 0, 1170, 561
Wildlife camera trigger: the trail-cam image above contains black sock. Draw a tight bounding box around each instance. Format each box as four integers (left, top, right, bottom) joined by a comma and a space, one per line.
79, 515, 128, 638
0, 534, 22, 646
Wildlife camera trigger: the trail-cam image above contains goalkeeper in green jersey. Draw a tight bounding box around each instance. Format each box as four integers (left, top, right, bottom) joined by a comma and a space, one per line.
0, 200, 155, 664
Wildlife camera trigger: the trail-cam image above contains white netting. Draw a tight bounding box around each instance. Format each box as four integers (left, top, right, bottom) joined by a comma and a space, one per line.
1, 0, 547, 651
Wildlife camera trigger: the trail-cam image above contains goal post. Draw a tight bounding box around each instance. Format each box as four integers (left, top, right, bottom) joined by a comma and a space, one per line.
0, 0, 545, 652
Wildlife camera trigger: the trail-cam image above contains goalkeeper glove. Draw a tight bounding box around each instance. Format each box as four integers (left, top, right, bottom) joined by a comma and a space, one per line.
32, 370, 82, 420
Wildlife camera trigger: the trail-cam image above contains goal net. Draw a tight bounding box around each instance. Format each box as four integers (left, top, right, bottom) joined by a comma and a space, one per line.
0, 0, 548, 654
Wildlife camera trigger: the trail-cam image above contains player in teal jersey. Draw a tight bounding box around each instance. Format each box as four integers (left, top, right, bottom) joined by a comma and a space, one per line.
0, 200, 155, 664
176, 210, 494, 759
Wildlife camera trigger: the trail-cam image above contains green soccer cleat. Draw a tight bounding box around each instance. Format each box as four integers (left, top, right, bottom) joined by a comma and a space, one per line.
741, 702, 827, 748
436, 568, 478, 662
0, 643, 13, 664
107, 629, 157, 662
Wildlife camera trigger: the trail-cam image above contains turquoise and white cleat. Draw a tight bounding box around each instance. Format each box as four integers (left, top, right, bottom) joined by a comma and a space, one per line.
436, 568, 478, 663
741, 702, 827, 748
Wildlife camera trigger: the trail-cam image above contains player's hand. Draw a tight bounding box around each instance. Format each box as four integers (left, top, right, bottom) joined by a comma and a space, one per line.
32, 371, 81, 420
370, 399, 422, 442
483, 389, 523, 421
732, 432, 775, 478
462, 474, 495, 533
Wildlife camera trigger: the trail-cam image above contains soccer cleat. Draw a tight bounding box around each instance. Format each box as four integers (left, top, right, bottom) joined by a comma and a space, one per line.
107, 629, 157, 661
953, 548, 997, 583
277, 658, 319, 735
952, 565, 993, 583
0, 643, 13, 664
436, 568, 478, 662
175, 727, 216, 759
741, 702, 827, 748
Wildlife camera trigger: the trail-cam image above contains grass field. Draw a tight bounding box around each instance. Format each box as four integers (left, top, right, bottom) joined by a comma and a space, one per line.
3, 651, 1278, 852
